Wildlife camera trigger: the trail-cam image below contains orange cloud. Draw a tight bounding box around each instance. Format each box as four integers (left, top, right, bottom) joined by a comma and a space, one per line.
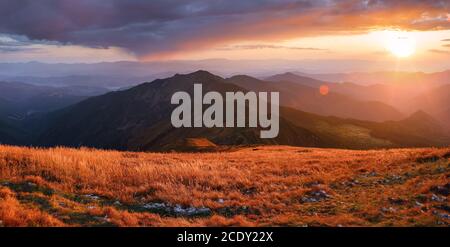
141, 1, 450, 60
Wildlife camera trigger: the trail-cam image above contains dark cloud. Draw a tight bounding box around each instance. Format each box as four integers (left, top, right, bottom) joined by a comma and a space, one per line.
0, 46, 41, 53
0, 34, 50, 53
0, 0, 449, 58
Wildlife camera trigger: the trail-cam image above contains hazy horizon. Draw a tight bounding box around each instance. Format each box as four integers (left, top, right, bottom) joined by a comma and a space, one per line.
1, 59, 449, 80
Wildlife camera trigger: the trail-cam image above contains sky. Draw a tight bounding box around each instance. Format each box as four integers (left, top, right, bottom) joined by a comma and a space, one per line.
0, 0, 449, 72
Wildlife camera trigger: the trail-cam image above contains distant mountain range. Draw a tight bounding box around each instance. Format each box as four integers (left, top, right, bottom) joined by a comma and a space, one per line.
266, 72, 450, 130
230, 74, 403, 122
1, 60, 448, 87
0, 81, 109, 121
31, 71, 450, 150
303, 70, 450, 86
0, 70, 448, 150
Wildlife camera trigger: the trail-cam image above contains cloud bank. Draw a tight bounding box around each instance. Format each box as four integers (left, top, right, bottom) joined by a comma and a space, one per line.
0, 0, 449, 59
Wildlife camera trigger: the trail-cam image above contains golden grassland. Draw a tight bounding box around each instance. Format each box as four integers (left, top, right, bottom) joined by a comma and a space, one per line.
0, 144, 448, 227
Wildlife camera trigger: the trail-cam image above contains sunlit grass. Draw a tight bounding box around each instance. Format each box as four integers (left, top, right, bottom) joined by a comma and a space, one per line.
0, 145, 448, 226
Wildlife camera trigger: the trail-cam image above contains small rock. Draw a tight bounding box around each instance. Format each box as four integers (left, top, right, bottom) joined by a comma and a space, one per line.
301, 189, 332, 203
381, 207, 396, 213
421, 206, 429, 213
217, 198, 224, 204
432, 210, 450, 219
143, 202, 166, 210
368, 171, 378, 177
415, 194, 428, 203
416, 155, 440, 163
343, 179, 360, 187
414, 201, 424, 207
27, 182, 36, 187
436, 167, 445, 173
94, 215, 110, 222
431, 194, 445, 202
435, 204, 450, 213
389, 197, 406, 205
380, 175, 403, 185
346, 182, 355, 187
143, 202, 211, 217
241, 187, 258, 195
84, 194, 100, 200
173, 205, 211, 216
113, 201, 122, 206
304, 181, 322, 187
173, 204, 185, 214
430, 183, 450, 196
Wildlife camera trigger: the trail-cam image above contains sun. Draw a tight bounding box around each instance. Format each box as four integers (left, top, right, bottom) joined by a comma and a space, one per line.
384, 31, 416, 58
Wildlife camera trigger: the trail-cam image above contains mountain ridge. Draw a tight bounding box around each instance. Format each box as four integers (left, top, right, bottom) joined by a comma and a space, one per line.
30, 71, 449, 151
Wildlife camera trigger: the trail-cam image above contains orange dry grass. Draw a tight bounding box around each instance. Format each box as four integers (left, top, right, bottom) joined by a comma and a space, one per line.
0, 187, 63, 226
0, 145, 448, 227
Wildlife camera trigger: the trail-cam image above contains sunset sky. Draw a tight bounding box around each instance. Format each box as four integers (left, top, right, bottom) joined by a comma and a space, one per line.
0, 0, 449, 72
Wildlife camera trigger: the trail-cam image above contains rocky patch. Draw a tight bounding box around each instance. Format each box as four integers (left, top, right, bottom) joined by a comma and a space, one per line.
301, 190, 332, 203
430, 183, 450, 196
142, 202, 212, 217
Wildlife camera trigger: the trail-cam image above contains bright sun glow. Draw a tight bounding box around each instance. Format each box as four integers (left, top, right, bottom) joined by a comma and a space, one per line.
383, 31, 416, 58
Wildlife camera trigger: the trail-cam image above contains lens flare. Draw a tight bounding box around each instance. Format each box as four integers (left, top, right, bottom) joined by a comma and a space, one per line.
319, 85, 329, 95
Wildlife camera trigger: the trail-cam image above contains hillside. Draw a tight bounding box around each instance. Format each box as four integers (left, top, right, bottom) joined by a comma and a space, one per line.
266, 72, 450, 117
0, 120, 28, 145
410, 84, 450, 130
0, 81, 109, 121
229, 74, 404, 122
33, 71, 449, 151
0, 145, 448, 226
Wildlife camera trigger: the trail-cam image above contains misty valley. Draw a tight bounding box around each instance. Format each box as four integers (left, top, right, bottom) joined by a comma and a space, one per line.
0, 69, 449, 151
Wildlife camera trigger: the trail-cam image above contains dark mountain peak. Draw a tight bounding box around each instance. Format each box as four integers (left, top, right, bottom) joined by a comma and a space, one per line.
163, 70, 224, 86
182, 70, 221, 79
227, 75, 262, 82
399, 110, 442, 133
137, 70, 227, 91
266, 72, 301, 81
405, 110, 437, 122
280, 72, 298, 76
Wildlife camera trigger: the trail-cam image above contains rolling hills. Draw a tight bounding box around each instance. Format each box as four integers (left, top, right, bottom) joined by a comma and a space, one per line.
33, 71, 449, 150
0, 120, 24, 145
230, 74, 403, 122
266, 72, 450, 126
0, 81, 109, 121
